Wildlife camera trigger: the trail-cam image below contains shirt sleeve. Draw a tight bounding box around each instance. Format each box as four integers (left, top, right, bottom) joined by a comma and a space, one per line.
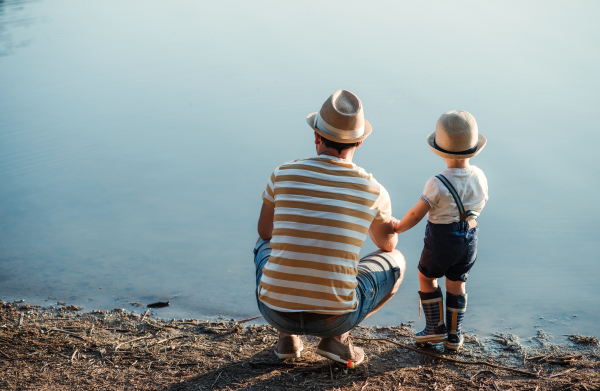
373, 184, 392, 224
420, 177, 440, 208
262, 170, 277, 207
482, 171, 489, 202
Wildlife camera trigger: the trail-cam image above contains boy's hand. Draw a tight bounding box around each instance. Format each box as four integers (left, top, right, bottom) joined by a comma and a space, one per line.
391, 217, 402, 233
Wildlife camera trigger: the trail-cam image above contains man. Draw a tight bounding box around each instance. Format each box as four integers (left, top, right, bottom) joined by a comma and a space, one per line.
254, 89, 406, 366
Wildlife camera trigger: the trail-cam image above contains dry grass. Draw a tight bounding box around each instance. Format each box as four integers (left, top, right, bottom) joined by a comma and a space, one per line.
1, 300, 599, 390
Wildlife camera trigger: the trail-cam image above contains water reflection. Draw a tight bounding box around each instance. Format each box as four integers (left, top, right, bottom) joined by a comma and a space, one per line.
0, 0, 36, 56
0, 0, 598, 339
0, 0, 9, 56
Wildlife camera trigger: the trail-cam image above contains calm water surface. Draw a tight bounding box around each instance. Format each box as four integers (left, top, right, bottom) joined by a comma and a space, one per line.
1, 0, 599, 340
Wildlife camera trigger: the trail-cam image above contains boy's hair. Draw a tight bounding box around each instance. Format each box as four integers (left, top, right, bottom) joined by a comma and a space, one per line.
317, 132, 361, 154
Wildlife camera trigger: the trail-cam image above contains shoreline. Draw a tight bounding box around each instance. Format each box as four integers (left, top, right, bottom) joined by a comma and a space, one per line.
1, 299, 598, 390
3, 293, 593, 341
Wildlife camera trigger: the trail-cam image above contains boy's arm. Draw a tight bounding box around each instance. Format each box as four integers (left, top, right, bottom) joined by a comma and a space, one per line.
393, 200, 431, 233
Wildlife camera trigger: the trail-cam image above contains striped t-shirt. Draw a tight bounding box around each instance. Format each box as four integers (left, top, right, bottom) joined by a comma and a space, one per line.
258, 155, 392, 314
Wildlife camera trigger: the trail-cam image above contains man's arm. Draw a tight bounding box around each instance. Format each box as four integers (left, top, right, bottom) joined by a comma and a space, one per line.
393, 200, 431, 233
368, 220, 398, 253
257, 202, 275, 240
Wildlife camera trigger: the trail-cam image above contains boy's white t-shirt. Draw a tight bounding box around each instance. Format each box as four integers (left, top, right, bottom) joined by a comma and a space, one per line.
420, 166, 488, 224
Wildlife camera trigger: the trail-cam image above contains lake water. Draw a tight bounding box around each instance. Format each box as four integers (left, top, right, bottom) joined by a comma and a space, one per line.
1, 0, 599, 340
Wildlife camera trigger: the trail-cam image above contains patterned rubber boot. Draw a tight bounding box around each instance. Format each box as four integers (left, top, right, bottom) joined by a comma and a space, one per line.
445, 292, 467, 351
415, 288, 447, 343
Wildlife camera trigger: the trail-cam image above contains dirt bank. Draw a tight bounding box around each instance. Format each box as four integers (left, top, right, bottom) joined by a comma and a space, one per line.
1, 300, 598, 390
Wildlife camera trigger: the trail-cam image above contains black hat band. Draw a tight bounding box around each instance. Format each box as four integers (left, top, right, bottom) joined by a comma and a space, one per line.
433, 139, 478, 155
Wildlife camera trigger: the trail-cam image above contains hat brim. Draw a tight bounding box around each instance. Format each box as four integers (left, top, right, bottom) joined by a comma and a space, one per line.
306, 112, 372, 143
427, 131, 487, 159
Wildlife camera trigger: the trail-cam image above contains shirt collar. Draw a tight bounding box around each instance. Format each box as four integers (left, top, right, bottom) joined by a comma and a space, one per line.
315, 154, 353, 164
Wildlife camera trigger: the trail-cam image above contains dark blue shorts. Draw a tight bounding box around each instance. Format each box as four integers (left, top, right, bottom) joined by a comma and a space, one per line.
418, 221, 478, 282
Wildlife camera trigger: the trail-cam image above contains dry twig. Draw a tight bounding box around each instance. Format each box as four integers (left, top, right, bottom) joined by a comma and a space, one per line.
547, 367, 577, 378
140, 309, 150, 323
524, 355, 545, 361
353, 336, 539, 378
236, 315, 262, 324
329, 362, 333, 381
154, 335, 187, 346
114, 334, 153, 350
211, 371, 223, 388
49, 328, 89, 341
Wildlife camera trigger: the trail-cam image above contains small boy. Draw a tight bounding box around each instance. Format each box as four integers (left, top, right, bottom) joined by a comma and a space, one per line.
392, 110, 488, 351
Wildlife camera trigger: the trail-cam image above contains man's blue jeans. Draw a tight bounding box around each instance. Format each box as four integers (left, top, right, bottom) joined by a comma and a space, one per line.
254, 239, 402, 338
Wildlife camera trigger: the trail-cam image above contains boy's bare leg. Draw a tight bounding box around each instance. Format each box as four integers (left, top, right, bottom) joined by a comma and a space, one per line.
445, 279, 466, 295
418, 270, 439, 293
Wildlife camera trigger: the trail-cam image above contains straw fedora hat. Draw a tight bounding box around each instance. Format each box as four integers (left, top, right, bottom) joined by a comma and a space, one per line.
427, 110, 487, 159
306, 89, 372, 143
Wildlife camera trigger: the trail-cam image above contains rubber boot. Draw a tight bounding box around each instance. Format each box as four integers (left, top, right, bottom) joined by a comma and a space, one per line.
445, 291, 467, 351
415, 287, 447, 343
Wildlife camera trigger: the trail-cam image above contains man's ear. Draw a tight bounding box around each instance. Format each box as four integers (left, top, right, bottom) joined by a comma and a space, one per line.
356, 141, 363, 149
314, 132, 321, 145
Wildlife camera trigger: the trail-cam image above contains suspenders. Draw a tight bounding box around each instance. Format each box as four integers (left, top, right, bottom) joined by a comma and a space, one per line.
435, 174, 479, 222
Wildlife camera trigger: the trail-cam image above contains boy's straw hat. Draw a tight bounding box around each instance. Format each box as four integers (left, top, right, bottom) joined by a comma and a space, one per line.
427, 110, 487, 159
306, 89, 372, 143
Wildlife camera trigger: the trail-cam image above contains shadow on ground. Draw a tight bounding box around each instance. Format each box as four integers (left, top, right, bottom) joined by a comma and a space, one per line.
161, 340, 428, 390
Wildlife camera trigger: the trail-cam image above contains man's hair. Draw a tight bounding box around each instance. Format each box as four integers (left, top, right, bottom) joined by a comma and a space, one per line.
317, 132, 361, 154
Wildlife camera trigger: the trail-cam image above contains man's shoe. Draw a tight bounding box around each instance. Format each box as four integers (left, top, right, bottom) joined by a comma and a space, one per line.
274, 335, 303, 359
316, 336, 364, 366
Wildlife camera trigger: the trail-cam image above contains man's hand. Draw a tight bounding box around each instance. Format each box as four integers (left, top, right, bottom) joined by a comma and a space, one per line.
257, 202, 275, 240
368, 220, 398, 253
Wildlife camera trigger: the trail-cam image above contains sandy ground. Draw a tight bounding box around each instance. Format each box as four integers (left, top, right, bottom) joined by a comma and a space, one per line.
1, 299, 598, 390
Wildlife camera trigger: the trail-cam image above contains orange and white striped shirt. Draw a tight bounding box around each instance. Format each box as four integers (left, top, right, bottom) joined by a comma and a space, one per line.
258, 155, 392, 314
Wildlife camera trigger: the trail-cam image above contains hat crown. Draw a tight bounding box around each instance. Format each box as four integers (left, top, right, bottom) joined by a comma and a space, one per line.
435, 110, 478, 152
320, 90, 364, 131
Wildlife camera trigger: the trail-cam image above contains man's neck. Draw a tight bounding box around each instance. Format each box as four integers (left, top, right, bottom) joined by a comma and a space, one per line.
317, 148, 355, 162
